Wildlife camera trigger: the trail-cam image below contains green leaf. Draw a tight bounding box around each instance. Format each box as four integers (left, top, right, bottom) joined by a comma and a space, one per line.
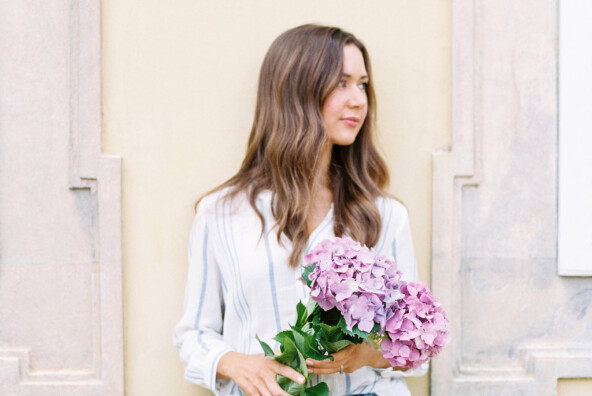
316, 323, 342, 341
302, 382, 330, 396
270, 331, 312, 395
295, 301, 307, 328
274, 331, 298, 366
292, 339, 309, 378
291, 326, 327, 361
291, 329, 306, 351
256, 335, 275, 357
305, 298, 318, 318
319, 338, 355, 354
277, 375, 306, 396
301, 263, 316, 288
337, 316, 372, 340
301, 322, 313, 334
274, 332, 308, 375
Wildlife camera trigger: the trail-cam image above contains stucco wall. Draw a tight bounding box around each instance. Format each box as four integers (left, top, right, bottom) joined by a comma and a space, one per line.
101, 1, 450, 395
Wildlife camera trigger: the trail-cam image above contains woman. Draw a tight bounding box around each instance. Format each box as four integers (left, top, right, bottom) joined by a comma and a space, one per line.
173, 24, 426, 396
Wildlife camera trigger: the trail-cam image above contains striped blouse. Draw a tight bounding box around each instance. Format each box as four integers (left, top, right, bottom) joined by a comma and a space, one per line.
173, 189, 427, 396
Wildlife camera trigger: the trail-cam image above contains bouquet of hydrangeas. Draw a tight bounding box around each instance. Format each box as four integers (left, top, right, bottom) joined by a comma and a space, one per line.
258, 237, 449, 396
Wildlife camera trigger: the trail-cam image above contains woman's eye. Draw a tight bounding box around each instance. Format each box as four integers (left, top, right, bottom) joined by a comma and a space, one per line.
337, 79, 347, 88
358, 82, 368, 91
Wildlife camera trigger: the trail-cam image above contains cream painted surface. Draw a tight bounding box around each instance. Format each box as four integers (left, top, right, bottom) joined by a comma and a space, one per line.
101, 1, 449, 395
558, 378, 592, 396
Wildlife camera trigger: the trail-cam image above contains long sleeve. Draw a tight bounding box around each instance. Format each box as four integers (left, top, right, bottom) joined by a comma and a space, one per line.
173, 205, 233, 393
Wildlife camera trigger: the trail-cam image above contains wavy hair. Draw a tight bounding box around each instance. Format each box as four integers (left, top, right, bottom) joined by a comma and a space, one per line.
199, 24, 390, 268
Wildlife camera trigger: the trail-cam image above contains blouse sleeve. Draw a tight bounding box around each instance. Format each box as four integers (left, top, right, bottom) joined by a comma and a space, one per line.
376, 198, 429, 378
392, 204, 418, 283
173, 204, 233, 393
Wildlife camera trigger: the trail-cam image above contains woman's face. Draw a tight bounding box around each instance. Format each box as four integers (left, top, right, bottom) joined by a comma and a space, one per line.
321, 44, 369, 146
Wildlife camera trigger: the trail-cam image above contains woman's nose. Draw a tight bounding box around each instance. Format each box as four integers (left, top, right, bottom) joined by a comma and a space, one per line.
347, 86, 367, 107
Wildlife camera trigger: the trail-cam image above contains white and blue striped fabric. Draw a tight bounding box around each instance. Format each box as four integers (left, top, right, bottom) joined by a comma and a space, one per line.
173, 189, 428, 396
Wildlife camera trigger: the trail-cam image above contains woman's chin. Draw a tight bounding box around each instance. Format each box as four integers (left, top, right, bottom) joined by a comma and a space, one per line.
329, 134, 359, 146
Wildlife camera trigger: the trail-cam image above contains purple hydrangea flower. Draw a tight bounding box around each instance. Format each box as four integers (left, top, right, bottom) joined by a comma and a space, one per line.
304, 237, 403, 333
381, 282, 449, 369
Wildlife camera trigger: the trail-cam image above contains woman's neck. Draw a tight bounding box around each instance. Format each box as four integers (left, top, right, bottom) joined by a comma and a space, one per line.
306, 142, 334, 234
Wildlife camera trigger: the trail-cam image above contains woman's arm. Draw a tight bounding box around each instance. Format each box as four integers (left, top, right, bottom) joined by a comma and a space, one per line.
218, 351, 305, 395
305, 342, 409, 374
174, 202, 306, 395
173, 206, 233, 391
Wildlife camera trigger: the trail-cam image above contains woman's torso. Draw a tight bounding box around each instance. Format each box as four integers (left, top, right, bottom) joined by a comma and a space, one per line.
201, 189, 414, 396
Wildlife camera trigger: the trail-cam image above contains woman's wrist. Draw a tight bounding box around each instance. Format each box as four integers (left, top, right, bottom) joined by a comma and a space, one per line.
365, 344, 391, 369
352, 342, 390, 370
216, 351, 239, 380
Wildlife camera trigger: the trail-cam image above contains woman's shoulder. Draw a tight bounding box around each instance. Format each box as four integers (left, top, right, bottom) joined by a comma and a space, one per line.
376, 194, 409, 217
375, 194, 411, 235
195, 188, 227, 215
195, 186, 265, 219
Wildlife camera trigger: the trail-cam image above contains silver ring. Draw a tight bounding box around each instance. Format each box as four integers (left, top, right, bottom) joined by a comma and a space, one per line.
339, 364, 344, 374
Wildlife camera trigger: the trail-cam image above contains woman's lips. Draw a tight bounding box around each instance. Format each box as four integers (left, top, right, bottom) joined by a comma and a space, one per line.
341, 117, 361, 127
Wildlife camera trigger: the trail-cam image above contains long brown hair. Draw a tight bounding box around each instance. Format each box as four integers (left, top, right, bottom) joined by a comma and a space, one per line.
199, 24, 389, 268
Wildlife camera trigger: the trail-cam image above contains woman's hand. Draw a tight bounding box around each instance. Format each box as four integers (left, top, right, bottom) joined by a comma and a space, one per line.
217, 351, 306, 396
305, 343, 407, 375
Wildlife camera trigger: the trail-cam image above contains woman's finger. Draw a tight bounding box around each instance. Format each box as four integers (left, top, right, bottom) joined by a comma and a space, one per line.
240, 382, 261, 396
273, 361, 306, 385
306, 358, 334, 368
307, 365, 342, 375
306, 357, 333, 366
306, 358, 343, 374
266, 379, 293, 396
245, 376, 265, 396
258, 385, 272, 396
262, 364, 299, 396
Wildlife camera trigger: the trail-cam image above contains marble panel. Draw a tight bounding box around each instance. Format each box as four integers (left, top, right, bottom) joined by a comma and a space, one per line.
431, 0, 592, 394
0, 0, 123, 394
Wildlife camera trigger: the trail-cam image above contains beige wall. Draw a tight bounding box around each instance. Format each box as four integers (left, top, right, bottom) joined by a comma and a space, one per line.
101, 1, 592, 395
558, 379, 592, 396
101, 1, 450, 395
